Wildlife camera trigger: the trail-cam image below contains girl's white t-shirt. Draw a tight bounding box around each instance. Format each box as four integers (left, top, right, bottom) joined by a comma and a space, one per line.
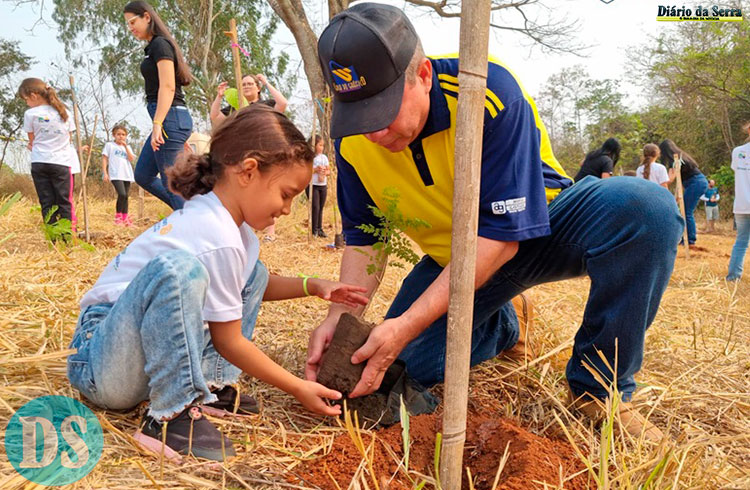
636, 162, 669, 185
312, 153, 329, 186
23, 105, 75, 166
80, 192, 260, 322
731, 142, 750, 214
102, 142, 135, 182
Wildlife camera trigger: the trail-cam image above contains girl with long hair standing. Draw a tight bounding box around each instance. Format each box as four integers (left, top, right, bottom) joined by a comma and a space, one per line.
636, 144, 669, 188
659, 139, 709, 245
19, 78, 77, 236
124, 1, 193, 210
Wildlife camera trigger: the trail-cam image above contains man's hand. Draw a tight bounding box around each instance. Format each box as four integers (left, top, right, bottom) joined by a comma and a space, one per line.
305, 314, 340, 382
348, 317, 409, 398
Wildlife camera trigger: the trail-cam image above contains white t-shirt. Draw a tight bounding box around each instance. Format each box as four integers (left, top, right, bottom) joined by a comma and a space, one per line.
67, 144, 81, 175
80, 192, 260, 322
731, 142, 750, 214
636, 162, 669, 185
312, 154, 329, 186
102, 142, 135, 182
23, 105, 75, 166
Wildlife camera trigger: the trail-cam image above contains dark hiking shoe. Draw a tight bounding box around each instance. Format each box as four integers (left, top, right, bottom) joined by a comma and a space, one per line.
202, 385, 260, 418
133, 406, 236, 462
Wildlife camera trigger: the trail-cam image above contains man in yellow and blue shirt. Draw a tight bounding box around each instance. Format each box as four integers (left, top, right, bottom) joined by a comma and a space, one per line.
307, 2, 683, 441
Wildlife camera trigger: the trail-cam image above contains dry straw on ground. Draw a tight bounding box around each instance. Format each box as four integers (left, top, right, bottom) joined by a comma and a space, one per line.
0, 191, 748, 489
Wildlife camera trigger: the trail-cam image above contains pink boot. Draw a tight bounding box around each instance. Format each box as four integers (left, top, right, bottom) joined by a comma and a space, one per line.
122, 213, 133, 227
114, 213, 124, 225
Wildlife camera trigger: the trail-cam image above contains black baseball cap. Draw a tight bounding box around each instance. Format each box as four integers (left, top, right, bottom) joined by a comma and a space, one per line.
318, 3, 419, 139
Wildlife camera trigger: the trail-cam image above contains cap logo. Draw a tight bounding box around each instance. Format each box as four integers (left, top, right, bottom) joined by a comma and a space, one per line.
329, 60, 367, 93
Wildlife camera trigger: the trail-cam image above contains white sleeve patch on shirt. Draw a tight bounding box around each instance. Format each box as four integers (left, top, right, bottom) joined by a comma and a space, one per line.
492, 197, 527, 215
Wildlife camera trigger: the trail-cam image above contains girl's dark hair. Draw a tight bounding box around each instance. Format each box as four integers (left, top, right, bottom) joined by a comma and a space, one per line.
168, 104, 314, 199
659, 139, 699, 170
640, 143, 660, 181
123, 1, 192, 86
18, 78, 69, 122
309, 134, 323, 146
112, 124, 128, 135
585, 137, 622, 166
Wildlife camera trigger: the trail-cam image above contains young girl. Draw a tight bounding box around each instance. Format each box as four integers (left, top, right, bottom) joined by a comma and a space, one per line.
19, 78, 77, 234
660, 139, 708, 245
125, 1, 193, 210
636, 143, 669, 188
310, 135, 329, 237
102, 125, 136, 225
67, 104, 368, 462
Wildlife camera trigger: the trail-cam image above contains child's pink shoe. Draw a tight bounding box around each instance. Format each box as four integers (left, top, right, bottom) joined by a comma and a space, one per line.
114, 213, 124, 225
122, 214, 133, 227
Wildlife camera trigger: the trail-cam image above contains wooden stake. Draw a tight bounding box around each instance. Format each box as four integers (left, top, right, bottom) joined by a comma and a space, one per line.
673, 153, 690, 258
138, 185, 145, 220
225, 19, 247, 108
440, 1, 492, 489
69, 75, 91, 241
308, 102, 317, 243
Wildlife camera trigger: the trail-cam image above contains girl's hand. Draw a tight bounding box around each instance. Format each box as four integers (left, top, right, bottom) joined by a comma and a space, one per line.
103, 172, 109, 183
151, 123, 165, 151
216, 81, 228, 99
26, 142, 33, 151
292, 379, 342, 416
309, 279, 369, 308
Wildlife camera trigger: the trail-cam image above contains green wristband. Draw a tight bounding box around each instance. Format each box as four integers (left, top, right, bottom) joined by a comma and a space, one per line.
297, 273, 319, 296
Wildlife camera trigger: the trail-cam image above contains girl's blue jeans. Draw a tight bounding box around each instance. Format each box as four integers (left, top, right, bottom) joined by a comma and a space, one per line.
682, 173, 709, 244
67, 250, 269, 420
727, 214, 750, 280
134, 103, 193, 210
386, 176, 684, 402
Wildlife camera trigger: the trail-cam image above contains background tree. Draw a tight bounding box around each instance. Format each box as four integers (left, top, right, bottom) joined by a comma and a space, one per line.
0, 39, 33, 171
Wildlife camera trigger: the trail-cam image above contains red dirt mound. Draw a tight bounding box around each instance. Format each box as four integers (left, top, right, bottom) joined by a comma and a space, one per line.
292, 411, 588, 489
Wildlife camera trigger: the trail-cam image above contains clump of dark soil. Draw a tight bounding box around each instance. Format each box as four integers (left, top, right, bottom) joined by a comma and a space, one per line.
316, 313, 373, 395
292, 410, 589, 489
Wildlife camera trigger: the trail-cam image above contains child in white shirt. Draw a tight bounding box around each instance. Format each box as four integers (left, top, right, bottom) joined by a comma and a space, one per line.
102, 125, 136, 225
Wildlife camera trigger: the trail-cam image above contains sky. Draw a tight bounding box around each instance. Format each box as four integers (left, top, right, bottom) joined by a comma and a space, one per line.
3, 0, 681, 169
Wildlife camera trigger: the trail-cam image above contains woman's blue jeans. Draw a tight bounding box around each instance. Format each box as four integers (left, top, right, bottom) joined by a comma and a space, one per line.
67, 250, 269, 420
386, 176, 684, 402
682, 173, 708, 244
727, 214, 750, 280
134, 103, 193, 210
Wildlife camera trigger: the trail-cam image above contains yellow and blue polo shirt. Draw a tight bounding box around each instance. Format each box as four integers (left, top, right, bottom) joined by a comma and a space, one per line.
336, 54, 573, 267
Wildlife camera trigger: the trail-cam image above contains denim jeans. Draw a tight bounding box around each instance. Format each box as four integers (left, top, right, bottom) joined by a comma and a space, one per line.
727, 214, 750, 280
682, 173, 708, 244
386, 176, 684, 401
134, 103, 193, 210
67, 250, 269, 420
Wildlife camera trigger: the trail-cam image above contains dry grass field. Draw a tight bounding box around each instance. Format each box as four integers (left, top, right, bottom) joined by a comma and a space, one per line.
0, 189, 748, 489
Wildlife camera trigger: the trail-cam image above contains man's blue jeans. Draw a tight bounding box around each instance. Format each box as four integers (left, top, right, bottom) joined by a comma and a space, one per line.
386, 176, 683, 401
134, 103, 193, 210
67, 250, 269, 420
727, 214, 750, 280
682, 173, 708, 244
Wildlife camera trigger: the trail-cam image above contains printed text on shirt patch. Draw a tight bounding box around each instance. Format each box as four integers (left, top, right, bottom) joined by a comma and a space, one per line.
491, 197, 526, 215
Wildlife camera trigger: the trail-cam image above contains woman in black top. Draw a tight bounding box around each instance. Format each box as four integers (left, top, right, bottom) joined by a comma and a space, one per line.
574, 138, 622, 182
125, 1, 193, 210
659, 139, 708, 245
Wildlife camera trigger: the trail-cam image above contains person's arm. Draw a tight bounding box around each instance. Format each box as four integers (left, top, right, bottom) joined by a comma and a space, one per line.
600, 157, 614, 179
699, 193, 709, 201
210, 82, 229, 127
660, 182, 669, 188
347, 237, 518, 397
125, 144, 136, 163
151, 58, 177, 151
262, 274, 368, 307
257, 74, 287, 113
26, 132, 34, 151
208, 320, 341, 416
305, 245, 386, 381
101, 154, 109, 182
668, 167, 677, 184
